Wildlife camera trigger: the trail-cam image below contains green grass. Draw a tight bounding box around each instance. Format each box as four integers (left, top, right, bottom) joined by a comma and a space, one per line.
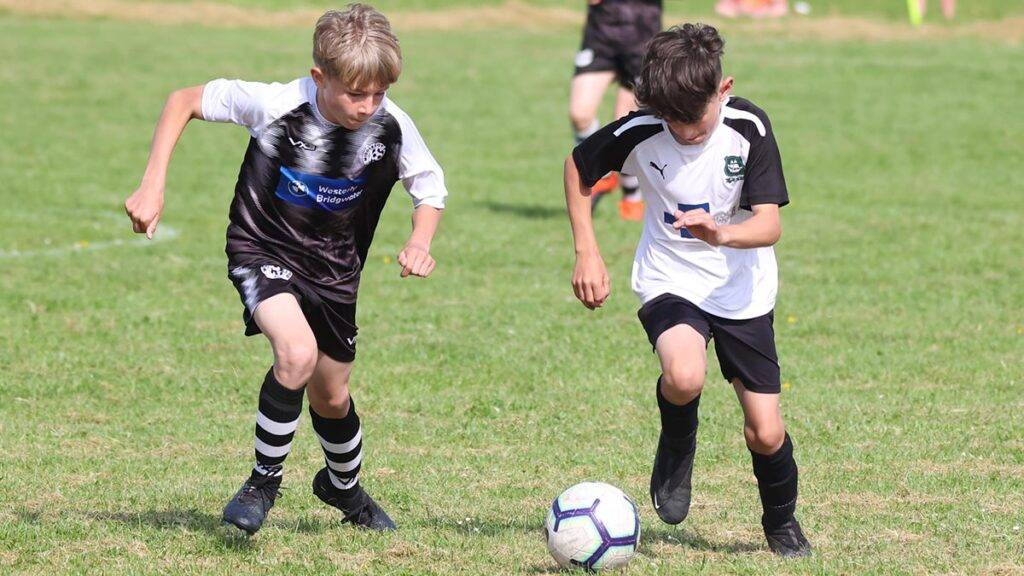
2, 8, 1024, 576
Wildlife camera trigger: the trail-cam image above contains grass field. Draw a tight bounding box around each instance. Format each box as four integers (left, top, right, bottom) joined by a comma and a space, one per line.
1, 1, 1023, 574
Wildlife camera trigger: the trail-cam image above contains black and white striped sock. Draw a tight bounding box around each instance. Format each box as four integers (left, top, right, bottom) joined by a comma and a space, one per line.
252, 369, 304, 478
310, 400, 362, 497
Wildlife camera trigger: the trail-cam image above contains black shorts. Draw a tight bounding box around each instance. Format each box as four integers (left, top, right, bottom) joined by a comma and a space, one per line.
573, 2, 662, 90
228, 258, 357, 363
637, 294, 781, 394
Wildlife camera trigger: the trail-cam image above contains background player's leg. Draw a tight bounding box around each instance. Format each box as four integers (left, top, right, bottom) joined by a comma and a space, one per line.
222, 292, 316, 534
569, 71, 615, 140
649, 324, 707, 524
613, 86, 644, 220
307, 353, 396, 531
733, 380, 811, 556
570, 71, 619, 202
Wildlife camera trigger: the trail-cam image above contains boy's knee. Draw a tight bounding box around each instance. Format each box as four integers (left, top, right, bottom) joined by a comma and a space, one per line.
274, 340, 318, 387
662, 364, 705, 403
745, 423, 786, 455
569, 109, 596, 132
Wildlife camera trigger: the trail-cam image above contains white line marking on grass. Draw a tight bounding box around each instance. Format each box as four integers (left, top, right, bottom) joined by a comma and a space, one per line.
0, 225, 180, 259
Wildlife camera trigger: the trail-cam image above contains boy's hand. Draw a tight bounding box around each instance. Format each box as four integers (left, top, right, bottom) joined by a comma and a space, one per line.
674, 208, 725, 246
572, 251, 610, 310
398, 242, 435, 278
125, 184, 165, 239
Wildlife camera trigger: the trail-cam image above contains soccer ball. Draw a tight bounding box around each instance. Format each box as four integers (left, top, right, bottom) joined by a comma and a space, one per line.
545, 482, 640, 571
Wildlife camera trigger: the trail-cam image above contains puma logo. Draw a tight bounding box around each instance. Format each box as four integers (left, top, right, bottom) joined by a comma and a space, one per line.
650, 161, 667, 179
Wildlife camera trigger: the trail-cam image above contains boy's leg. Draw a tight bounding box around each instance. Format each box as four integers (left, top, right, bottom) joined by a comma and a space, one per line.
638, 295, 713, 525
569, 71, 614, 139
570, 71, 620, 198
307, 353, 395, 531
649, 324, 706, 524
612, 86, 644, 220
223, 292, 317, 535
733, 382, 810, 557
711, 310, 810, 557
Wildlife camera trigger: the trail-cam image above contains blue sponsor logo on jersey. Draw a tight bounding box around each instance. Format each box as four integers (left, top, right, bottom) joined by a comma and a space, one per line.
275, 166, 367, 212
663, 202, 710, 239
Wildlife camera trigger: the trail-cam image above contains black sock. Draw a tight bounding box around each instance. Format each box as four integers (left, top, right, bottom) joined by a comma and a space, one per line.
656, 377, 700, 447
750, 433, 798, 527
310, 399, 363, 499
253, 369, 304, 478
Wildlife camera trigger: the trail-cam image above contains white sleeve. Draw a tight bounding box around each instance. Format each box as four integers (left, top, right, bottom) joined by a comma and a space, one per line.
386, 99, 448, 209
201, 78, 302, 137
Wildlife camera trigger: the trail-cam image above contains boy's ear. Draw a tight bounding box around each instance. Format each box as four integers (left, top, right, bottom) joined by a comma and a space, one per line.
310, 67, 325, 87
719, 76, 735, 100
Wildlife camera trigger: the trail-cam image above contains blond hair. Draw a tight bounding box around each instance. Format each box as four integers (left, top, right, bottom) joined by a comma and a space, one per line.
313, 4, 402, 88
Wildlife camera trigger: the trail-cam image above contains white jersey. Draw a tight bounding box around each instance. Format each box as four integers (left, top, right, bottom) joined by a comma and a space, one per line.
573, 97, 789, 319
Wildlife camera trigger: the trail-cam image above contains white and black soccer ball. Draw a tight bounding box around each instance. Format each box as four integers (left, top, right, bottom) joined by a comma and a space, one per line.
545, 482, 640, 571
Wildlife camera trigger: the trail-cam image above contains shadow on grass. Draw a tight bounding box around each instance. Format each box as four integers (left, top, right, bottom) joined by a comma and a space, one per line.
641, 525, 762, 555
89, 508, 256, 549
478, 200, 565, 220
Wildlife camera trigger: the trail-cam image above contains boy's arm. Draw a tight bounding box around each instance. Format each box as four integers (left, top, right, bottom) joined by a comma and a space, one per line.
125, 85, 205, 239
565, 154, 610, 310
673, 203, 781, 248
398, 205, 443, 278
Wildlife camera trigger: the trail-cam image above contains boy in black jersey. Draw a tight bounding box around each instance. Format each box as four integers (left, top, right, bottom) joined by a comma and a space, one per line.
125, 4, 447, 534
565, 24, 812, 557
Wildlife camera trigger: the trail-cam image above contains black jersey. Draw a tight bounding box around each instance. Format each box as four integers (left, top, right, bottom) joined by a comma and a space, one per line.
202, 77, 447, 304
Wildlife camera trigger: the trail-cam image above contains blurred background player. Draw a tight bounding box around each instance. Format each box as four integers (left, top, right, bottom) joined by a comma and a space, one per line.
715, 0, 788, 18
570, 0, 663, 221
919, 0, 956, 20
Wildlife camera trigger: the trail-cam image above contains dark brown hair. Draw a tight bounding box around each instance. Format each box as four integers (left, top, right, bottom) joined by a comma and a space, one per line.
634, 23, 725, 124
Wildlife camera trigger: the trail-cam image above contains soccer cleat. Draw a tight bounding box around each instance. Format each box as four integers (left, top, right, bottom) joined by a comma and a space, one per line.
649, 431, 696, 525
312, 467, 396, 531
590, 173, 619, 214
590, 172, 619, 195
222, 470, 282, 535
618, 198, 645, 221
763, 516, 813, 558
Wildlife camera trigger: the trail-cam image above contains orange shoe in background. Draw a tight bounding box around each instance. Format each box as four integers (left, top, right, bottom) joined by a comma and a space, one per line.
590, 172, 619, 195
619, 198, 644, 221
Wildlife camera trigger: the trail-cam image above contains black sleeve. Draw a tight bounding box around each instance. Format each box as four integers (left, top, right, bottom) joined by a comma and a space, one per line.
739, 111, 789, 210
572, 111, 662, 188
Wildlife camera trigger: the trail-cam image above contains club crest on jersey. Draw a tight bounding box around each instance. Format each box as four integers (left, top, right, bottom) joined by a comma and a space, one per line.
260, 264, 293, 280
724, 156, 746, 183
358, 141, 387, 166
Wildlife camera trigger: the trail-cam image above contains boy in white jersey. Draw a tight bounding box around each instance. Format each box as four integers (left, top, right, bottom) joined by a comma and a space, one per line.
124, 4, 446, 534
564, 24, 811, 556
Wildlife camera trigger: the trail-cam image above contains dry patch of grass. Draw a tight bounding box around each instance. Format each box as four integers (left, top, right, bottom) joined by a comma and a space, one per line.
0, 0, 1021, 43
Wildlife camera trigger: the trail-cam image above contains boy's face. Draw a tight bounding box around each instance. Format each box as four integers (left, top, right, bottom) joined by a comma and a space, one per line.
665, 76, 734, 146
311, 67, 389, 130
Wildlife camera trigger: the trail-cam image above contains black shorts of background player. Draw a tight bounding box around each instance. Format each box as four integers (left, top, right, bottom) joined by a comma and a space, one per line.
564, 24, 812, 558
124, 5, 448, 536
570, 0, 662, 221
